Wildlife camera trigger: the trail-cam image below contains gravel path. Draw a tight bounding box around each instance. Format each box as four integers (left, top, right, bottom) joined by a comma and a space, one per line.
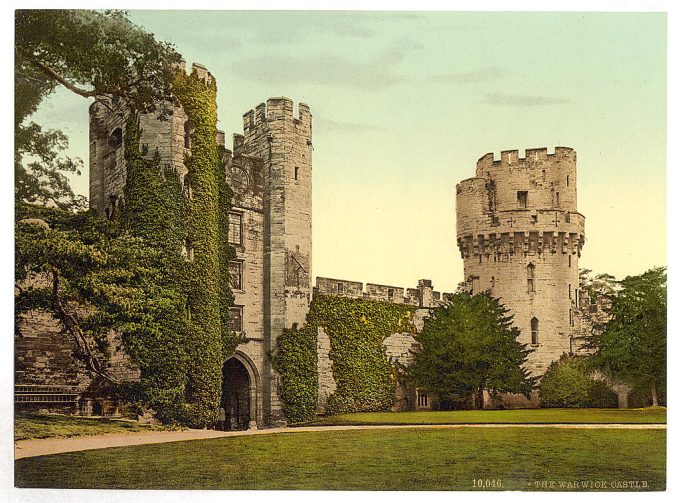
14, 423, 667, 460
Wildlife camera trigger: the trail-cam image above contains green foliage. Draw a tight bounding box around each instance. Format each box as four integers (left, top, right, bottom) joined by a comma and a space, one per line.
274, 295, 416, 421
15, 204, 188, 418
409, 293, 535, 408
15, 9, 180, 211
15, 122, 86, 210
540, 355, 618, 408
274, 324, 319, 423
318, 296, 415, 414
171, 69, 237, 427
579, 268, 618, 304
588, 267, 666, 405
15, 10, 180, 119
118, 115, 191, 424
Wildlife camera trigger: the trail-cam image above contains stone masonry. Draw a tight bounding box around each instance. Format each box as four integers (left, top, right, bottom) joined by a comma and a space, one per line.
456, 147, 585, 379
314, 277, 447, 412
17, 61, 613, 418
89, 62, 313, 426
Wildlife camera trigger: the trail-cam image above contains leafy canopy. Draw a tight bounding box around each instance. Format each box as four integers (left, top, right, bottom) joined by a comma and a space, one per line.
540, 354, 617, 408
409, 292, 535, 408
15, 9, 182, 210
588, 267, 666, 404
15, 204, 190, 423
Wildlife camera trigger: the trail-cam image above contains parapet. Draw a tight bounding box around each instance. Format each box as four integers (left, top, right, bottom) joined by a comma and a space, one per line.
315, 277, 452, 308
242, 97, 312, 133
191, 63, 213, 85
174, 60, 214, 85
475, 146, 575, 177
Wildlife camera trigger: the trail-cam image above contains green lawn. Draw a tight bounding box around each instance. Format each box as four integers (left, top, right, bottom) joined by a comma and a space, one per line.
14, 412, 175, 440
300, 407, 667, 426
15, 427, 665, 490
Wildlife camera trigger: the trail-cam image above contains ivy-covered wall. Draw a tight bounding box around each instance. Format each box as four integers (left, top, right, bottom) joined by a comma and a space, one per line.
171, 68, 237, 427
120, 115, 191, 423
274, 294, 416, 422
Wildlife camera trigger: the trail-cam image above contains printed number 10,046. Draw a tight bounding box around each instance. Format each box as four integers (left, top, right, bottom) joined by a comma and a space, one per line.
472, 479, 502, 489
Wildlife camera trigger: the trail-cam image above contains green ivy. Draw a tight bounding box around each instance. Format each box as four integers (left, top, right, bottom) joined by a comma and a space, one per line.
274, 324, 319, 423
120, 114, 191, 424
171, 68, 237, 427
274, 295, 416, 422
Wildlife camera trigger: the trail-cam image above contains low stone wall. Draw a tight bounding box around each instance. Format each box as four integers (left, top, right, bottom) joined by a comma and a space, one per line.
15, 309, 140, 416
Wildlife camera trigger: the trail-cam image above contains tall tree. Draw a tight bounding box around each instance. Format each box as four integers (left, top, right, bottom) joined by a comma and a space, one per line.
16, 204, 190, 422
409, 293, 535, 409
15, 10, 181, 209
588, 267, 666, 406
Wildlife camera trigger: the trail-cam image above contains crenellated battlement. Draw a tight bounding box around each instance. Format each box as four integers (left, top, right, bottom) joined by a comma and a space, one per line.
477, 147, 575, 167
314, 277, 452, 308
175, 60, 214, 85
242, 97, 312, 134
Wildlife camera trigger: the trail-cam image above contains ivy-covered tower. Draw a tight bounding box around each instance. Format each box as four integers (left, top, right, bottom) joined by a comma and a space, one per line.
89, 61, 235, 427
90, 65, 313, 427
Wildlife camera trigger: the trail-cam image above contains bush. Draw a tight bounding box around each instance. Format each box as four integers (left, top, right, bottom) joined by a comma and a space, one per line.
540, 354, 617, 408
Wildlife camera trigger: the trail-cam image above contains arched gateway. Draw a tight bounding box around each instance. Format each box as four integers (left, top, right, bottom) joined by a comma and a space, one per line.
221, 351, 259, 430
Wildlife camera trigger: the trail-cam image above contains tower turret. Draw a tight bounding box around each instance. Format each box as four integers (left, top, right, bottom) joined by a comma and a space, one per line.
237, 97, 313, 425
456, 147, 585, 377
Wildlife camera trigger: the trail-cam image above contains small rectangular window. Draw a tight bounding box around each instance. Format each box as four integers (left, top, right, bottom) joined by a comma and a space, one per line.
337, 282, 344, 295
470, 275, 480, 293
387, 288, 394, 301
517, 191, 528, 208
569, 284, 572, 299
531, 317, 539, 345
294, 166, 299, 180
556, 192, 560, 207
228, 213, 243, 245
229, 306, 243, 332
567, 175, 570, 187
568, 254, 572, 267
229, 261, 243, 290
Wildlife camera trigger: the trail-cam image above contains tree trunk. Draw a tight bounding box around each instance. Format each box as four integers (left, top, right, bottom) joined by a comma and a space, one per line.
651, 382, 658, 406
51, 268, 119, 385
475, 387, 485, 409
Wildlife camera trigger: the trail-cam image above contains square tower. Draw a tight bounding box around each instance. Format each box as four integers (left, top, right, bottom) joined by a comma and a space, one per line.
235, 97, 313, 425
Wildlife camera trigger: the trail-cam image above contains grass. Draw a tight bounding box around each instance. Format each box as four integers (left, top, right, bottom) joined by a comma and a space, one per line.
299, 407, 667, 426
14, 412, 176, 440
15, 427, 665, 490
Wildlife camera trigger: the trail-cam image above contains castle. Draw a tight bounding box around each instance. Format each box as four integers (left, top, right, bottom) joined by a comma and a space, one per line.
15, 61, 600, 424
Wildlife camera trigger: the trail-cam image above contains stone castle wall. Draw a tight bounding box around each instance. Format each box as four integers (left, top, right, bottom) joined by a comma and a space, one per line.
456, 147, 586, 376
312, 278, 442, 412
314, 277, 452, 307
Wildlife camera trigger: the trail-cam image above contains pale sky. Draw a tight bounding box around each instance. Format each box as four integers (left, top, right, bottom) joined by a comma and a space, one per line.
30, 11, 667, 293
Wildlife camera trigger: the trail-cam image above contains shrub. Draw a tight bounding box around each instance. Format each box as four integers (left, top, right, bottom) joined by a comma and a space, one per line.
540, 354, 617, 408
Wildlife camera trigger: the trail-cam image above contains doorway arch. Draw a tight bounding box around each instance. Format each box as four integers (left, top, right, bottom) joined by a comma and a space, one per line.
221, 351, 259, 430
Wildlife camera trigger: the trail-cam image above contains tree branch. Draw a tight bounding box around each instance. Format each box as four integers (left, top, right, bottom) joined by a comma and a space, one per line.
26, 56, 98, 98
51, 268, 120, 385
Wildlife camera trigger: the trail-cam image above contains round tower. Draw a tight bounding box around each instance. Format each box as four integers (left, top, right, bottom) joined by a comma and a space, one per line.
456, 147, 585, 376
